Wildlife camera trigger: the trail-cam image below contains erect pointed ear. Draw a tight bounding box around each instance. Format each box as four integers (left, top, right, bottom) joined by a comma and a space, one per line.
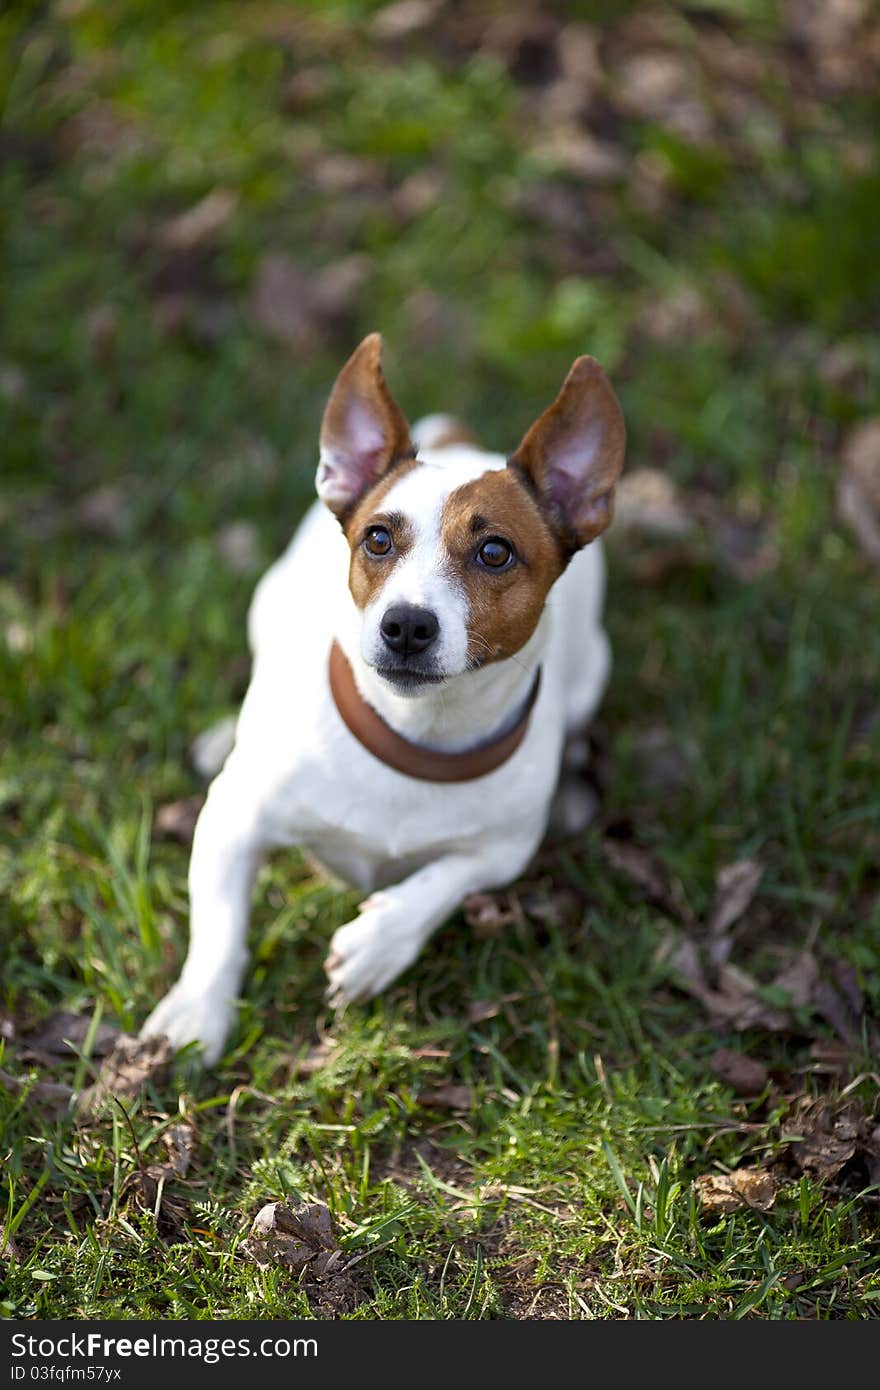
509, 356, 626, 550
317, 333, 414, 519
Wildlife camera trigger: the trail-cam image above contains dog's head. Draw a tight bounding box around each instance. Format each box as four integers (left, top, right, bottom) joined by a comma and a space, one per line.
317, 333, 625, 696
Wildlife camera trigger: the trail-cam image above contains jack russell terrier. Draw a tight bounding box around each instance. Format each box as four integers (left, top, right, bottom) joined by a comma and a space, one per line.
142, 334, 625, 1063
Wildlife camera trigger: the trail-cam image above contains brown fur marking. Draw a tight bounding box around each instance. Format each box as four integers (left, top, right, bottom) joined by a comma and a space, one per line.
344, 458, 419, 611
441, 470, 565, 667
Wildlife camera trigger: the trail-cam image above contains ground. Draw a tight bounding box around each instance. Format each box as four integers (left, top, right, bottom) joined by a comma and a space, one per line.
1, 0, 879, 1319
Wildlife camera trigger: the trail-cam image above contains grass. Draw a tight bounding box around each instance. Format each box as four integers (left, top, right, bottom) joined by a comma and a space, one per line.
1, 0, 879, 1319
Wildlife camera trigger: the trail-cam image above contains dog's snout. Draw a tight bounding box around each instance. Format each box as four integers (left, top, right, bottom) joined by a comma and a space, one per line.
380, 604, 440, 659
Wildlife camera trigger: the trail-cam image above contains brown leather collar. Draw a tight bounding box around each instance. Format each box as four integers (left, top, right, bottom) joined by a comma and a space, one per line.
328, 641, 541, 783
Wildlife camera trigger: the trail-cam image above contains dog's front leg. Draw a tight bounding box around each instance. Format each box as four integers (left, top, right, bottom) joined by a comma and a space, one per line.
141, 774, 271, 1063
324, 843, 535, 1005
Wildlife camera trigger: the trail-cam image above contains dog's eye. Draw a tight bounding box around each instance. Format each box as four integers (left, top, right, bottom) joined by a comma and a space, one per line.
364, 526, 393, 557
476, 537, 514, 570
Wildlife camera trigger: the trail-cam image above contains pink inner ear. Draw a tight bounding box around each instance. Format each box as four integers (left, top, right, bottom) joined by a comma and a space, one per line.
547, 421, 603, 512
345, 398, 387, 473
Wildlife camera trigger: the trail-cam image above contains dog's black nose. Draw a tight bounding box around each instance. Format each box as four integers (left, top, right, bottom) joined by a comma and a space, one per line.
380, 604, 440, 658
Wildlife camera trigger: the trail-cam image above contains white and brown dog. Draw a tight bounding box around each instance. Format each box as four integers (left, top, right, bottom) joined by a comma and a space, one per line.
142, 334, 625, 1063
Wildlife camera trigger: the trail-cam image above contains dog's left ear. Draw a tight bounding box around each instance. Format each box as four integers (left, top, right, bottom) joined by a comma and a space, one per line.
509, 356, 625, 550
317, 333, 414, 518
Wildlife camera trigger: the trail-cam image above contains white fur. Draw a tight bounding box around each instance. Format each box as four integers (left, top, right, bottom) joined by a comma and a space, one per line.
141, 434, 611, 1063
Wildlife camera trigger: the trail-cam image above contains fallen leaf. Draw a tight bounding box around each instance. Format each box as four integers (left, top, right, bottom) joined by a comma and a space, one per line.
215, 520, 262, 575
530, 126, 624, 182
120, 1164, 189, 1233
786, 1100, 870, 1182
0, 1068, 73, 1114
248, 252, 372, 352
660, 934, 789, 1032
462, 890, 524, 937
158, 188, 238, 253
771, 950, 819, 1010
812, 987, 850, 1049
708, 859, 764, 937
162, 1121, 196, 1178
466, 1000, 500, 1024
371, 0, 442, 42
1, 1225, 20, 1263
154, 795, 205, 845
611, 467, 694, 539
603, 839, 693, 922
117, 1119, 197, 1233
22, 1011, 120, 1062
630, 725, 693, 796
418, 1085, 473, 1111
837, 417, 880, 564
696, 1167, 778, 1214
712, 515, 778, 581
710, 1048, 769, 1096
84, 304, 119, 362
290, 1038, 337, 1076
77, 1034, 171, 1115
73, 484, 130, 538
242, 1200, 338, 1275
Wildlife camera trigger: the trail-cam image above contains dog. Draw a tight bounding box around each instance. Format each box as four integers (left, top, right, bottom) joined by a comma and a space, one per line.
141, 334, 625, 1063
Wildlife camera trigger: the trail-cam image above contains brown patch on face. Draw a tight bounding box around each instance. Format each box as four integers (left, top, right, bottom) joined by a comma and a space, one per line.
344, 458, 419, 611
441, 469, 565, 667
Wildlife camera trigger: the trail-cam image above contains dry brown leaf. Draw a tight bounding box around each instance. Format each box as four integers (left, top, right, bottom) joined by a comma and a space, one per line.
242, 1200, 337, 1274
154, 795, 205, 844
603, 839, 693, 922
0, 1067, 73, 1114
158, 188, 238, 253
418, 1085, 473, 1111
630, 726, 693, 796
215, 520, 261, 575
696, 1167, 778, 1214
771, 950, 819, 1010
290, 1038, 338, 1076
162, 1121, 197, 1178
661, 933, 789, 1032
710, 1048, 769, 1096
466, 997, 523, 1025
787, 1101, 864, 1181
248, 252, 371, 352
462, 890, 523, 937
73, 484, 130, 538
708, 859, 764, 937
612, 467, 694, 538
1, 1225, 20, 1263
77, 1034, 171, 1115
371, 0, 442, 42
837, 417, 880, 564
22, 1011, 120, 1062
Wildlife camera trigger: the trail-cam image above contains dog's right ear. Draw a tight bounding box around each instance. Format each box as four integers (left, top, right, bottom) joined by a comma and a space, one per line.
317, 334, 414, 518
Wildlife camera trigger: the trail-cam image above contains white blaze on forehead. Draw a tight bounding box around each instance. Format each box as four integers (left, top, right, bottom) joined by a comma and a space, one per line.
380, 447, 508, 531
359, 447, 508, 675
377, 447, 508, 597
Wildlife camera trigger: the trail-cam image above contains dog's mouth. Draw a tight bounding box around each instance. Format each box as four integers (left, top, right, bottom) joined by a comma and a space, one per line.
374, 665, 448, 695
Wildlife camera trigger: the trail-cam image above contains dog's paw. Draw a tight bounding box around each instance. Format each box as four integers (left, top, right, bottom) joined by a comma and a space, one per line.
140, 983, 235, 1066
324, 892, 421, 1007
